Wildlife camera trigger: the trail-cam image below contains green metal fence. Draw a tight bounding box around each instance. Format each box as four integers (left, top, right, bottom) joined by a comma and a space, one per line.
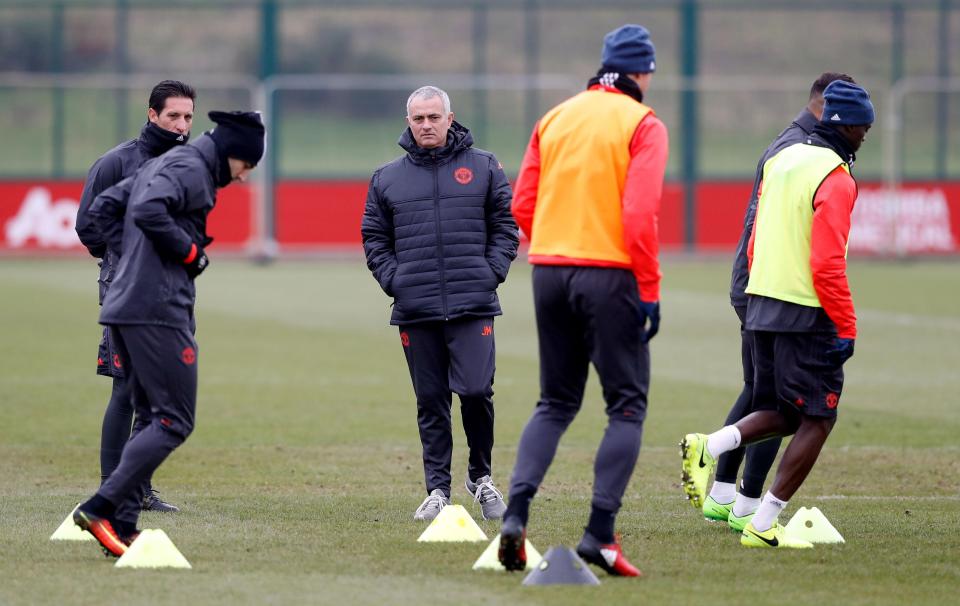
1, 0, 957, 188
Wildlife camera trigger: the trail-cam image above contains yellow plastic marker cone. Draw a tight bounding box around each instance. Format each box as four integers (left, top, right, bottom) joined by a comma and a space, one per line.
114, 529, 192, 569
472, 534, 543, 571
417, 504, 488, 542
50, 504, 95, 542
784, 506, 845, 544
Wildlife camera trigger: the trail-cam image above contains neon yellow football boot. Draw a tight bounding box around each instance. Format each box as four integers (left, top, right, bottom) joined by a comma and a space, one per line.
727, 509, 754, 533
701, 495, 733, 522
741, 521, 813, 549
680, 433, 715, 509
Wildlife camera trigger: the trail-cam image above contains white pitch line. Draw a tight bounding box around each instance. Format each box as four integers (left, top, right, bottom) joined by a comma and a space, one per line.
639, 494, 960, 501
667, 289, 960, 333
857, 308, 960, 332
812, 494, 960, 501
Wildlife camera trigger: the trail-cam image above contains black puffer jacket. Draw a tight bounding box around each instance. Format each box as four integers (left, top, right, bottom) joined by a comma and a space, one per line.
93, 135, 220, 329
361, 122, 519, 325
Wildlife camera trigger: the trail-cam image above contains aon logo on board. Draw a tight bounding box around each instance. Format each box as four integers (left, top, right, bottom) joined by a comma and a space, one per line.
4, 187, 81, 249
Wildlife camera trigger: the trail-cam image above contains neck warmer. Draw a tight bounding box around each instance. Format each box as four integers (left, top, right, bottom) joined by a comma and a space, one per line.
140, 121, 189, 157
810, 123, 857, 168
586, 69, 645, 104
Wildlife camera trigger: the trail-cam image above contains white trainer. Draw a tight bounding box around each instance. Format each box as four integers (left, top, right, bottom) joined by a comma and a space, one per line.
465, 475, 506, 520
413, 489, 450, 521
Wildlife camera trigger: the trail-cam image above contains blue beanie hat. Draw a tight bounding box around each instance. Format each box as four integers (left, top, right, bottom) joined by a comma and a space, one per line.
821, 81, 875, 126
601, 24, 656, 74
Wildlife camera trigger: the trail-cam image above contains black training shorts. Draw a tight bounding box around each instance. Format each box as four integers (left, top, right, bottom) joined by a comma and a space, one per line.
96, 326, 125, 378
751, 330, 844, 418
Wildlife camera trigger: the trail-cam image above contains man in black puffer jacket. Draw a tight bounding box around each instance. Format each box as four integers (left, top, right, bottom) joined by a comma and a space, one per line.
71, 111, 265, 558
362, 86, 519, 522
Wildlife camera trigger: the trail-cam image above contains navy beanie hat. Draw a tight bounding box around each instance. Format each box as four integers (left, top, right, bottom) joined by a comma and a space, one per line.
601, 24, 656, 74
208, 110, 266, 166
821, 81, 875, 126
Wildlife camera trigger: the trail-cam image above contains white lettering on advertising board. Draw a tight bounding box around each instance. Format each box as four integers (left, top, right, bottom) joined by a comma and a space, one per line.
4, 187, 81, 249
850, 188, 956, 254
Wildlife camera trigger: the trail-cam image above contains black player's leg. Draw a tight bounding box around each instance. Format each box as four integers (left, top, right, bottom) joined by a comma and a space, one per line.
505, 266, 589, 526
578, 268, 648, 540
400, 323, 454, 498
738, 327, 782, 498
99, 376, 133, 483
98, 327, 134, 482
713, 325, 755, 484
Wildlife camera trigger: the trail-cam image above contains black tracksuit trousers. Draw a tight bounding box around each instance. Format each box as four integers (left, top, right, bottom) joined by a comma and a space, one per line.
400, 317, 496, 498
508, 266, 648, 514
97, 324, 197, 526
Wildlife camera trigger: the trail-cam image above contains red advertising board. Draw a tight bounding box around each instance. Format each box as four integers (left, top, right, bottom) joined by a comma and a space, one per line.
692, 181, 960, 255
275, 181, 370, 248
0, 181, 253, 254
2, 179, 958, 256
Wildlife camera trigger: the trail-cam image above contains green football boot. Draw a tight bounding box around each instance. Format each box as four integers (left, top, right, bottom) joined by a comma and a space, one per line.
741, 521, 813, 549
727, 509, 754, 533
680, 433, 715, 509
701, 496, 733, 522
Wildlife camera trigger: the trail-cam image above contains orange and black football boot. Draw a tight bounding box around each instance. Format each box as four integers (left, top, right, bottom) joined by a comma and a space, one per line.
73, 508, 128, 557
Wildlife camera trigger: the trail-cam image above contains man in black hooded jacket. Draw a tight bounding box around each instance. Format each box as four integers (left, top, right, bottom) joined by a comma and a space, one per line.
71, 111, 265, 558
75, 79, 196, 513
361, 86, 519, 522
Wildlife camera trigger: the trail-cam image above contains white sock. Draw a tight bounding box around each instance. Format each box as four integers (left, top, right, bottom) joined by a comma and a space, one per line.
708, 481, 736, 504
706, 426, 741, 459
751, 491, 788, 532
732, 493, 761, 518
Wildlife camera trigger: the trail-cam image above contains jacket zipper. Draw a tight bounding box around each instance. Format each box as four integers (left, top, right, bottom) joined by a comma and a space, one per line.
432, 158, 449, 320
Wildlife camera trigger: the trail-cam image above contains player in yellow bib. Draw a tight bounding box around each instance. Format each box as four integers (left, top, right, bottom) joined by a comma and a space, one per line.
680, 80, 874, 549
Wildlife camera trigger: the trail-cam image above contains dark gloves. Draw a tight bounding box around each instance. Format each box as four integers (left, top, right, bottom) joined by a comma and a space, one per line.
183, 243, 209, 279
826, 337, 855, 366
638, 300, 661, 343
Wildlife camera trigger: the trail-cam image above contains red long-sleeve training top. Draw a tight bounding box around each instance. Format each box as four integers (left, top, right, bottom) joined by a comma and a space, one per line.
511, 94, 668, 302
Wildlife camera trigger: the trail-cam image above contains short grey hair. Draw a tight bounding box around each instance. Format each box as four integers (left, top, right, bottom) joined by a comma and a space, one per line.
406, 86, 451, 116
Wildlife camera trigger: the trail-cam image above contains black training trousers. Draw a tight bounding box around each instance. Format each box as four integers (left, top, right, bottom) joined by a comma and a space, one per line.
399, 317, 496, 497
97, 324, 198, 526
508, 265, 648, 513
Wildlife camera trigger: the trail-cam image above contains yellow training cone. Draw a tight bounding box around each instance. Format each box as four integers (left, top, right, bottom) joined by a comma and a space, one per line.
472, 534, 543, 571
417, 504, 488, 542
115, 529, 192, 569
50, 504, 95, 542
784, 506, 845, 544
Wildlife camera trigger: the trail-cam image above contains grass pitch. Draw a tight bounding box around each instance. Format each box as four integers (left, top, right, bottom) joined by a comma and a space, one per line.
0, 257, 958, 605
